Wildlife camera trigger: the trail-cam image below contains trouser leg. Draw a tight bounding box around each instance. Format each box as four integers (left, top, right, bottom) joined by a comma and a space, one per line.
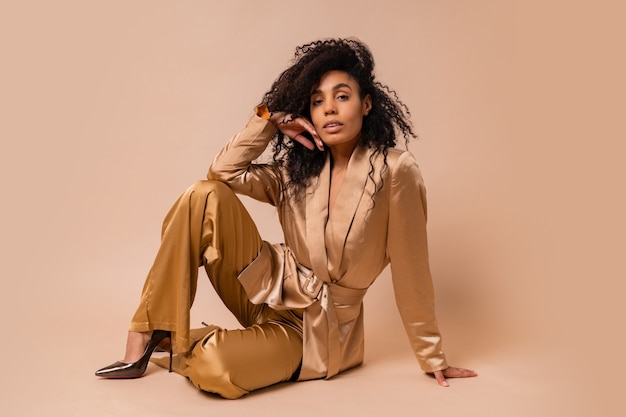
129, 180, 265, 353
129, 180, 303, 398
183, 322, 303, 399
186, 183, 303, 398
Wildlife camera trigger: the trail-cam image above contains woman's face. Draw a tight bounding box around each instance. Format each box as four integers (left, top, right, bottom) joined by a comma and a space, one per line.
309, 70, 371, 152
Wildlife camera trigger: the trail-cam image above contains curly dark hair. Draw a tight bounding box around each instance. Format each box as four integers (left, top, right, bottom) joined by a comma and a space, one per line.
262, 38, 417, 197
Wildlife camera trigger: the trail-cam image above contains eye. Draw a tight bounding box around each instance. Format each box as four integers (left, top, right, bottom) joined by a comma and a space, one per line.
336, 93, 349, 101
311, 98, 323, 106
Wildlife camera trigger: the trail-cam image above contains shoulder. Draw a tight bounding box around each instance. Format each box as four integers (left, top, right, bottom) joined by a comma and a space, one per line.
384, 148, 424, 184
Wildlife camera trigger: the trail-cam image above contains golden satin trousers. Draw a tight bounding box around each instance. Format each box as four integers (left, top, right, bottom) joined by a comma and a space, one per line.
128, 180, 303, 399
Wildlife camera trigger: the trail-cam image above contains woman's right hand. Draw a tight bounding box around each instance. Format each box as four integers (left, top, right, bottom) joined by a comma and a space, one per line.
270, 112, 324, 151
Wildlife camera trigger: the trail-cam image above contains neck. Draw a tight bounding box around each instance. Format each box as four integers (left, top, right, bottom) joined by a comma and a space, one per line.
329, 140, 359, 169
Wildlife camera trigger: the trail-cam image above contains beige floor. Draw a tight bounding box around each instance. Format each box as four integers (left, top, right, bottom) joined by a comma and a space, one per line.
1, 262, 617, 417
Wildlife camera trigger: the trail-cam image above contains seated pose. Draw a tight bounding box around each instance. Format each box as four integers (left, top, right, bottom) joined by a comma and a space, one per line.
95, 38, 477, 399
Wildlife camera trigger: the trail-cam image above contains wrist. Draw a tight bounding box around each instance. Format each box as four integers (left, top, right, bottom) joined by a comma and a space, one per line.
269, 111, 288, 128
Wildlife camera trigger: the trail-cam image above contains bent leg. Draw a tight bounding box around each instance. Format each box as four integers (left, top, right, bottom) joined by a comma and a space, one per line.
183, 322, 303, 399
129, 180, 264, 353
127, 179, 303, 395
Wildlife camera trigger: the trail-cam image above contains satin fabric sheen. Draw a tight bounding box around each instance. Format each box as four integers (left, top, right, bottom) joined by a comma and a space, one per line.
207, 108, 448, 380
130, 180, 303, 398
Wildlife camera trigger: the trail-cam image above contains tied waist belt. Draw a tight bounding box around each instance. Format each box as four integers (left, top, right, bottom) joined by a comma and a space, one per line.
298, 264, 367, 378
299, 266, 367, 304
237, 242, 368, 379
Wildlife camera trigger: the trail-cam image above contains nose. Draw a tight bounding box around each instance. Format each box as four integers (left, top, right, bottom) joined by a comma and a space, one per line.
323, 100, 336, 115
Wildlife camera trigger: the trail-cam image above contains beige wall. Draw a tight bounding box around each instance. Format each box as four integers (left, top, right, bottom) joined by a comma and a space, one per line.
1, 1, 624, 416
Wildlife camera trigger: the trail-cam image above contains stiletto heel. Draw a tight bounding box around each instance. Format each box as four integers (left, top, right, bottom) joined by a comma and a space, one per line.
95, 330, 172, 379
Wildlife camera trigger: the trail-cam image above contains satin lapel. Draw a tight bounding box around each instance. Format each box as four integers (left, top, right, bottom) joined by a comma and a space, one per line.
328, 145, 371, 254
305, 153, 331, 283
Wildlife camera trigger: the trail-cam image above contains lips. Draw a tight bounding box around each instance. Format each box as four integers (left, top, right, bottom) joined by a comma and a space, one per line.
323, 120, 343, 133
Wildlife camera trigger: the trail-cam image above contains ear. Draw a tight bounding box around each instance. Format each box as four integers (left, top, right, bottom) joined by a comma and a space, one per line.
362, 94, 372, 115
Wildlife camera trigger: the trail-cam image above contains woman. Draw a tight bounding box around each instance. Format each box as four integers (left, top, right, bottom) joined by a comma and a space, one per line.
95, 38, 477, 398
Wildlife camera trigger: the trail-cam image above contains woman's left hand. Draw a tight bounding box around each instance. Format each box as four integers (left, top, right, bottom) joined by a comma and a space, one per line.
269, 111, 324, 151
431, 366, 478, 387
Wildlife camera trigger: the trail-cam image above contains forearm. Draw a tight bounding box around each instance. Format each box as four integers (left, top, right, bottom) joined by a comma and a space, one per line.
207, 107, 276, 183
207, 106, 283, 204
388, 151, 448, 373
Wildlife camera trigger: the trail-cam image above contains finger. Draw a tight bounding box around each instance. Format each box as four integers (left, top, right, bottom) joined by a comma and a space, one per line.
455, 367, 477, 377
291, 133, 315, 151
433, 371, 449, 387
315, 138, 324, 151
295, 119, 323, 150
298, 119, 319, 139
443, 367, 478, 378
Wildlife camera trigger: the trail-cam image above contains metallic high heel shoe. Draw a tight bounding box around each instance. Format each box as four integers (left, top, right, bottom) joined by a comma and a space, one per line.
95, 330, 172, 379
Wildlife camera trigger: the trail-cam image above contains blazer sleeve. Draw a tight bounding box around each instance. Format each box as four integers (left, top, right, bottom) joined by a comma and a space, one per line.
207, 107, 283, 206
387, 151, 449, 373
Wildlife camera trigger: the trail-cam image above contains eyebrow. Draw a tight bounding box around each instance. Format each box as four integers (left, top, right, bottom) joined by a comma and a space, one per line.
311, 83, 353, 95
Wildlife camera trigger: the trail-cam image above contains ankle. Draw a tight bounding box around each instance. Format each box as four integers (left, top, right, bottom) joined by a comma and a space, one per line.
123, 331, 152, 363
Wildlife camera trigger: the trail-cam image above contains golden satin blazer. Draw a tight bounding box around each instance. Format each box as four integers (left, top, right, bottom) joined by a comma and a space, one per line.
207, 109, 448, 380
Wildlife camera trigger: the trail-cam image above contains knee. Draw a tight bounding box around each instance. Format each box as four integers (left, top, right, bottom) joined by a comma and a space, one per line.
178, 180, 239, 213
185, 331, 249, 399
184, 180, 233, 199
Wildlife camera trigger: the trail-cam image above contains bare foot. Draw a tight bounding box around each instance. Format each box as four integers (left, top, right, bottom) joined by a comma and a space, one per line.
122, 331, 152, 363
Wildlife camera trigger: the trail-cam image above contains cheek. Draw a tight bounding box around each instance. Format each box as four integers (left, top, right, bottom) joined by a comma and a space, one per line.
350, 113, 364, 132
309, 107, 323, 127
